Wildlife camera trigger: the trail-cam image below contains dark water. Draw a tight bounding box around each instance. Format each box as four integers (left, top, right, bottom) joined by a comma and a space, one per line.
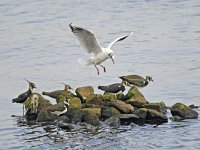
0, 0, 200, 149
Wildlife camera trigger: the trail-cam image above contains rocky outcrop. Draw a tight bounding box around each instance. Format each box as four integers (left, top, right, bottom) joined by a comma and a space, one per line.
170, 103, 198, 119
124, 87, 148, 107
75, 86, 94, 102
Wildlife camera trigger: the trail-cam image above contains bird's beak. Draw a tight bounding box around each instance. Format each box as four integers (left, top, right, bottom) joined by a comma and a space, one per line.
110, 56, 115, 64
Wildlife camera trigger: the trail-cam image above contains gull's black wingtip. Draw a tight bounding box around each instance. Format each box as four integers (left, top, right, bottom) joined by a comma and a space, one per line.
69, 23, 73, 31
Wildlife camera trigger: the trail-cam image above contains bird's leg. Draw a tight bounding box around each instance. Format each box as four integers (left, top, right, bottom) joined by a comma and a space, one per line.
94, 65, 99, 75
23, 104, 24, 116
100, 65, 106, 72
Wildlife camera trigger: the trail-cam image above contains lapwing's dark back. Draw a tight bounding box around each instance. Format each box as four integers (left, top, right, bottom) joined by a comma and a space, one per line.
12, 90, 31, 103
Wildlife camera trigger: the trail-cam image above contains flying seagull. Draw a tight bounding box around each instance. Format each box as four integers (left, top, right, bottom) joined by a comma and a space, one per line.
69, 23, 133, 75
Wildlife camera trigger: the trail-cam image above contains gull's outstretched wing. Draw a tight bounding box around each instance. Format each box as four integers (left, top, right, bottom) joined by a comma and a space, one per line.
69, 23, 103, 55
107, 32, 133, 49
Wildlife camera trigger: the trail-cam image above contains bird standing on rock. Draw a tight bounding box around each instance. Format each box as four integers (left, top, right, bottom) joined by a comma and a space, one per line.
42, 83, 73, 99
69, 23, 133, 75
50, 99, 70, 117
119, 75, 154, 88
98, 83, 125, 93
12, 80, 37, 115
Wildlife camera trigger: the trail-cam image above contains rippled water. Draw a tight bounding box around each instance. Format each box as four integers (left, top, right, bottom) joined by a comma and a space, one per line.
0, 0, 200, 149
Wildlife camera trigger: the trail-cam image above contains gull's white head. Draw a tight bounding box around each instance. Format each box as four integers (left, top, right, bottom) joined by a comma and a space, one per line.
105, 49, 115, 64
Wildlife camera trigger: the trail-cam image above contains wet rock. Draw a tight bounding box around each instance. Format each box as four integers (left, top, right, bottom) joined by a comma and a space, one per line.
188, 104, 199, 109
101, 106, 121, 120
107, 100, 134, 114
57, 122, 74, 131
36, 110, 57, 122
145, 109, 168, 124
56, 91, 76, 103
124, 87, 147, 107
25, 108, 38, 121
66, 109, 83, 123
82, 108, 101, 126
143, 102, 167, 114
104, 117, 120, 127
69, 97, 82, 109
117, 114, 143, 125
169, 115, 183, 121
170, 103, 198, 119
133, 108, 148, 119
75, 86, 94, 102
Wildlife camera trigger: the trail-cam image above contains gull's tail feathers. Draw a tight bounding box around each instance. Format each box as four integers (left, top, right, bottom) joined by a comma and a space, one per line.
78, 58, 93, 66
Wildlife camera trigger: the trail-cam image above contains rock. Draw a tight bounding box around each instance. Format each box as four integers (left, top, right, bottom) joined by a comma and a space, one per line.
57, 122, 74, 131
124, 87, 147, 107
107, 100, 134, 113
188, 104, 199, 109
24, 93, 52, 112
145, 109, 168, 124
75, 86, 94, 102
36, 110, 57, 122
170, 103, 198, 119
133, 108, 148, 119
104, 117, 120, 127
103, 92, 117, 101
116, 93, 125, 100
25, 108, 38, 121
85, 94, 104, 105
143, 102, 167, 114
56, 91, 76, 103
49, 101, 66, 112
69, 97, 82, 109
101, 106, 121, 120
66, 109, 83, 123
82, 108, 101, 126
117, 114, 143, 125
169, 115, 183, 121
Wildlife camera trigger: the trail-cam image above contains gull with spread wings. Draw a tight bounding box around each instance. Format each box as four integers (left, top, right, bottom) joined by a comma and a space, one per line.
69, 23, 133, 75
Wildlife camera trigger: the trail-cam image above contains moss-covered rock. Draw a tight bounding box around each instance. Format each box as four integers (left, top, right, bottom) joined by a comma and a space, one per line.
143, 102, 167, 114
124, 87, 147, 107
69, 97, 82, 109
133, 108, 148, 119
103, 92, 117, 101
101, 106, 121, 120
146, 109, 168, 124
107, 100, 134, 113
116, 93, 125, 100
75, 86, 94, 102
85, 94, 104, 105
82, 108, 101, 126
56, 91, 76, 103
24, 93, 52, 112
170, 103, 198, 119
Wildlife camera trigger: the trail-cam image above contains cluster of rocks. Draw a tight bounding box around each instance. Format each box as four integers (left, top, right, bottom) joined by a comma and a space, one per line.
24, 86, 199, 127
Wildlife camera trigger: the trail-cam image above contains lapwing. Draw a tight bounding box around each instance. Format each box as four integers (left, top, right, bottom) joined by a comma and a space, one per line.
98, 83, 125, 93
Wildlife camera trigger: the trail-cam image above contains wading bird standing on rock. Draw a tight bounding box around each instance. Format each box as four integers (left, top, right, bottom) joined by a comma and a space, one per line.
69, 23, 133, 75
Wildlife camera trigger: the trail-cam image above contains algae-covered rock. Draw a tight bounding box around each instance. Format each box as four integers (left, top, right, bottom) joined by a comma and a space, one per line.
75, 86, 94, 102
24, 93, 52, 112
85, 94, 104, 105
117, 114, 142, 125
82, 108, 101, 126
56, 91, 76, 103
69, 97, 82, 109
101, 106, 121, 120
107, 100, 134, 114
36, 110, 57, 122
116, 93, 125, 100
146, 109, 168, 124
143, 102, 167, 114
124, 87, 147, 107
133, 108, 148, 119
66, 109, 83, 123
103, 92, 117, 101
170, 103, 198, 119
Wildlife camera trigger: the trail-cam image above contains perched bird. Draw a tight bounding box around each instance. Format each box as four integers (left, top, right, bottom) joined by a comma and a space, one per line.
50, 99, 70, 117
42, 83, 73, 99
69, 23, 133, 75
12, 80, 36, 115
98, 83, 125, 93
119, 75, 154, 88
